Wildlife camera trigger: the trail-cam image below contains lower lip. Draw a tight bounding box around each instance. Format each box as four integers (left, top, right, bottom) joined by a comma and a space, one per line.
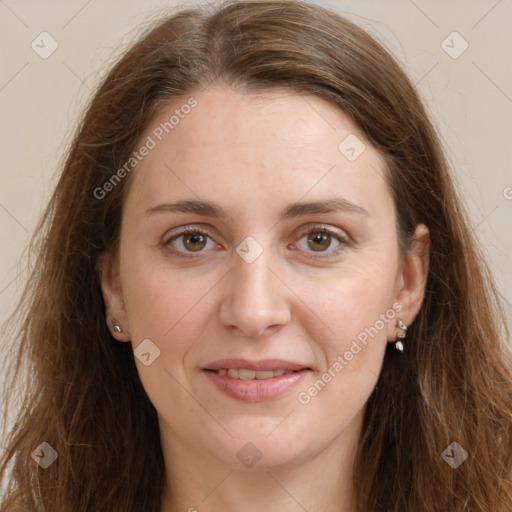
203, 369, 310, 402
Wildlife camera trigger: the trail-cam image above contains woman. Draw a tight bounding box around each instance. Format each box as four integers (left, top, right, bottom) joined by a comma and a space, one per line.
1, 1, 511, 511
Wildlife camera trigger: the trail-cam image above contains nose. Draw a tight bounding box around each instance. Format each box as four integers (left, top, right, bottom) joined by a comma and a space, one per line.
219, 247, 291, 338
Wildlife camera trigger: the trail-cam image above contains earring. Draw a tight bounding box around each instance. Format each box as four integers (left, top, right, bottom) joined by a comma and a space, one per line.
395, 319, 407, 352
110, 319, 122, 333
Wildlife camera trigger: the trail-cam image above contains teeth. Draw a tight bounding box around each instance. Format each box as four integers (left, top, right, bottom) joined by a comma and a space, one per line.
255, 370, 274, 379
215, 368, 293, 380
239, 369, 256, 380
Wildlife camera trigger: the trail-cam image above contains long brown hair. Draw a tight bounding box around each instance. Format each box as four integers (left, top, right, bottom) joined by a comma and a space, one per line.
1, 1, 511, 510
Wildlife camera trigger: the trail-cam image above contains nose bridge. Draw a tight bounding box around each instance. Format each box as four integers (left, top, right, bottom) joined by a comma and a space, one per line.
219, 235, 290, 336
235, 248, 273, 296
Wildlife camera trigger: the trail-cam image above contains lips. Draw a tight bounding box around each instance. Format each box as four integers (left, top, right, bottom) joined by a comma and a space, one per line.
204, 358, 309, 372
216, 368, 289, 380
203, 358, 312, 402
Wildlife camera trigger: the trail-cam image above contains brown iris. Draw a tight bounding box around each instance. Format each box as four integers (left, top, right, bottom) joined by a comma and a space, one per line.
183, 233, 207, 252
307, 232, 331, 251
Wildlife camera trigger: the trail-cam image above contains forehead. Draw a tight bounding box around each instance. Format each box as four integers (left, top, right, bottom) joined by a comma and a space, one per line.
126, 84, 391, 217
152, 85, 359, 163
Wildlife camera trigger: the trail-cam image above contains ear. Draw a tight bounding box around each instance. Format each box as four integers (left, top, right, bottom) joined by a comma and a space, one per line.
96, 251, 131, 342
387, 223, 430, 340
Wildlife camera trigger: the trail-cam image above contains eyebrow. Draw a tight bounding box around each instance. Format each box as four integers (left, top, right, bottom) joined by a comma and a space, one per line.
145, 197, 370, 220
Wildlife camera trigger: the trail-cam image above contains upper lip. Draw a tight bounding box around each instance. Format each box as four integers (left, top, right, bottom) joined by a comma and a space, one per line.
204, 358, 310, 371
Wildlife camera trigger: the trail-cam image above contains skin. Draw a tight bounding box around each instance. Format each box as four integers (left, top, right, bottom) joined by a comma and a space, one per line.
99, 83, 430, 512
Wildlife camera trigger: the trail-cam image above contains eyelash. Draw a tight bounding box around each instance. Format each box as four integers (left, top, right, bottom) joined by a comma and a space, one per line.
162, 224, 349, 260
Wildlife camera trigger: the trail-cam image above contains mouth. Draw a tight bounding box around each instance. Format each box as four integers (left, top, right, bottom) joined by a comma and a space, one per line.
202, 358, 312, 402
206, 368, 297, 380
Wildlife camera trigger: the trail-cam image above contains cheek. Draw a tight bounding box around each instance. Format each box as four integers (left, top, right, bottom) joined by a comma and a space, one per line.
292, 255, 399, 399
299, 258, 399, 349
119, 257, 219, 411
122, 268, 217, 345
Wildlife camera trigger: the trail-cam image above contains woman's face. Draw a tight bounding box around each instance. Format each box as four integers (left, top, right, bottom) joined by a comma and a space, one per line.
101, 84, 428, 470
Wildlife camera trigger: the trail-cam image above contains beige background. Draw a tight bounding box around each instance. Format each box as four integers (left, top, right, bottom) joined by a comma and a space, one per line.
1, 1, 511, 352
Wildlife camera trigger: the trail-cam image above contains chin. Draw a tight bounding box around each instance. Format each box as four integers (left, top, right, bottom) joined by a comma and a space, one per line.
209, 427, 316, 471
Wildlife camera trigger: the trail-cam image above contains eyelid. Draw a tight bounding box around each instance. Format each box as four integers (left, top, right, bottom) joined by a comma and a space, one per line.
163, 225, 211, 243
294, 223, 349, 240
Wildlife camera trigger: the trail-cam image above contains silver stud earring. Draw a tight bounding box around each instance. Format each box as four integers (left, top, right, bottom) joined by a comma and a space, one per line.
395, 319, 407, 352
111, 320, 122, 333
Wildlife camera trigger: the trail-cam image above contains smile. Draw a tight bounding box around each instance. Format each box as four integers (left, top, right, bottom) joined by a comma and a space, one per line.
203, 358, 312, 402
214, 368, 293, 379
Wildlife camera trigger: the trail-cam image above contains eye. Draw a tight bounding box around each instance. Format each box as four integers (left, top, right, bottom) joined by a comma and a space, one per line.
292, 225, 348, 258
162, 224, 349, 260
163, 227, 219, 258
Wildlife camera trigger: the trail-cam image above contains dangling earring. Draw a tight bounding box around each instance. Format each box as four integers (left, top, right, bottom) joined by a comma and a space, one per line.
395, 319, 407, 352
111, 319, 122, 333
